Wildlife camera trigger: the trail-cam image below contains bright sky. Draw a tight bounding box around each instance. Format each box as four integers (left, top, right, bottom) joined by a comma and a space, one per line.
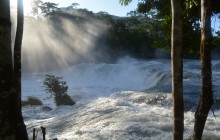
42, 0, 138, 16
11, 0, 139, 17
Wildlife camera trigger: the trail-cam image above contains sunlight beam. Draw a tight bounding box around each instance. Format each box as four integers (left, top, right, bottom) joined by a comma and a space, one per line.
11, 0, 32, 15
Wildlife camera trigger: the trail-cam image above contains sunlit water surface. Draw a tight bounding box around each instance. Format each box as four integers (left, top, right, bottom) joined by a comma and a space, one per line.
22, 58, 220, 140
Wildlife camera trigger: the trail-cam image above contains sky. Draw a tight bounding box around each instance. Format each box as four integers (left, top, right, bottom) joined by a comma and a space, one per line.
42, 0, 139, 16
11, 0, 139, 17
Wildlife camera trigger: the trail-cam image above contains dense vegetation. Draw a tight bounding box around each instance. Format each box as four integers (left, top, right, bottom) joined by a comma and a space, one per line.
18, 0, 220, 72
25, 0, 220, 64
43, 75, 75, 106
24, 9, 166, 64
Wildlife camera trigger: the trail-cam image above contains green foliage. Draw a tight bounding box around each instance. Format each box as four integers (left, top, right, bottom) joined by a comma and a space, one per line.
25, 0, 219, 63
43, 75, 75, 106
120, 0, 220, 57
22, 97, 43, 106
119, 0, 132, 6
31, 0, 43, 16
43, 75, 68, 97
70, 3, 79, 9
153, 14, 171, 50
26, 5, 170, 61
104, 16, 158, 59
31, 0, 59, 17
39, 2, 59, 15
213, 32, 220, 48
29, 0, 220, 59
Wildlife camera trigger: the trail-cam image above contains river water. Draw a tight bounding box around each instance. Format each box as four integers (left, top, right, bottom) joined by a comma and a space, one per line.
22, 57, 220, 139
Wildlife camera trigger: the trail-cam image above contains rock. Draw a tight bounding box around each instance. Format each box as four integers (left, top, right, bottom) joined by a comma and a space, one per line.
41, 106, 53, 111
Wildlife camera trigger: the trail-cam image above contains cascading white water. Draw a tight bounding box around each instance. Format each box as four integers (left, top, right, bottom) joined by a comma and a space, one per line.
22, 58, 220, 140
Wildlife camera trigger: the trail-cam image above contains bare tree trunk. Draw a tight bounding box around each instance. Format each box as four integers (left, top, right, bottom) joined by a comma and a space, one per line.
171, 0, 184, 139
0, 0, 28, 139
192, 0, 213, 139
0, 0, 17, 139
41, 126, 46, 140
33, 128, 37, 140
14, 0, 28, 139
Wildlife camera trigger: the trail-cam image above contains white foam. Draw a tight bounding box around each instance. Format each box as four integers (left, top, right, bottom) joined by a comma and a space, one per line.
22, 59, 220, 139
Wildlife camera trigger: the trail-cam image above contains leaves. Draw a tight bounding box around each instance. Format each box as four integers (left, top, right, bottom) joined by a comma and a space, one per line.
31, 0, 59, 17
119, 0, 132, 6
43, 75, 68, 97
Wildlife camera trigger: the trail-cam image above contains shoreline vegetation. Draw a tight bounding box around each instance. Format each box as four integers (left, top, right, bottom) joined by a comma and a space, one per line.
18, 4, 220, 72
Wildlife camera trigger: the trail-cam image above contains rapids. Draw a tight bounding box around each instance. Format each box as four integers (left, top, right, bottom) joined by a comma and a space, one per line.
22, 58, 220, 139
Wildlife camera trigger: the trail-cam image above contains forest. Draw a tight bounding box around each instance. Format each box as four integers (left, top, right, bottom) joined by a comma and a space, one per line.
16, 0, 220, 72
22, 0, 220, 62
21, 2, 169, 72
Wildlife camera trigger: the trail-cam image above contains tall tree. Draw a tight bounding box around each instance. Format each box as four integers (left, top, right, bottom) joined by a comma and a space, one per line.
0, 0, 28, 139
120, 0, 184, 139
31, 0, 59, 17
171, 0, 184, 139
127, 0, 219, 57
0, 0, 17, 138
192, 0, 213, 139
14, 0, 28, 139
31, 0, 43, 16
71, 3, 80, 9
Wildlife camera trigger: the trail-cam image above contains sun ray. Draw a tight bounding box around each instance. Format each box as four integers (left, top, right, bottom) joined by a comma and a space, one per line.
10, 0, 32, 15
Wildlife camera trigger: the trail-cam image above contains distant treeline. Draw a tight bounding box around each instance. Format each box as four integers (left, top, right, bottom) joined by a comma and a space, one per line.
23, 5, 220, 68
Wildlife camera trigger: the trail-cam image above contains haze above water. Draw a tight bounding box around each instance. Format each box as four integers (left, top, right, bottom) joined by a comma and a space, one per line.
22, 57, 220, 139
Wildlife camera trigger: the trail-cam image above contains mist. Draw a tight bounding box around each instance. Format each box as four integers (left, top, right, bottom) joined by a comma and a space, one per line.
11, 6, 220, 139
21, 13, 110, 72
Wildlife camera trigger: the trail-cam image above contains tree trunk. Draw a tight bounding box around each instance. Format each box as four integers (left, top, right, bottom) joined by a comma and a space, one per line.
192, 0, 213, 139
171, 0, 184, 139
0, 0, 28, 139
0, 0, 17, 139
14, 0, 28, 139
